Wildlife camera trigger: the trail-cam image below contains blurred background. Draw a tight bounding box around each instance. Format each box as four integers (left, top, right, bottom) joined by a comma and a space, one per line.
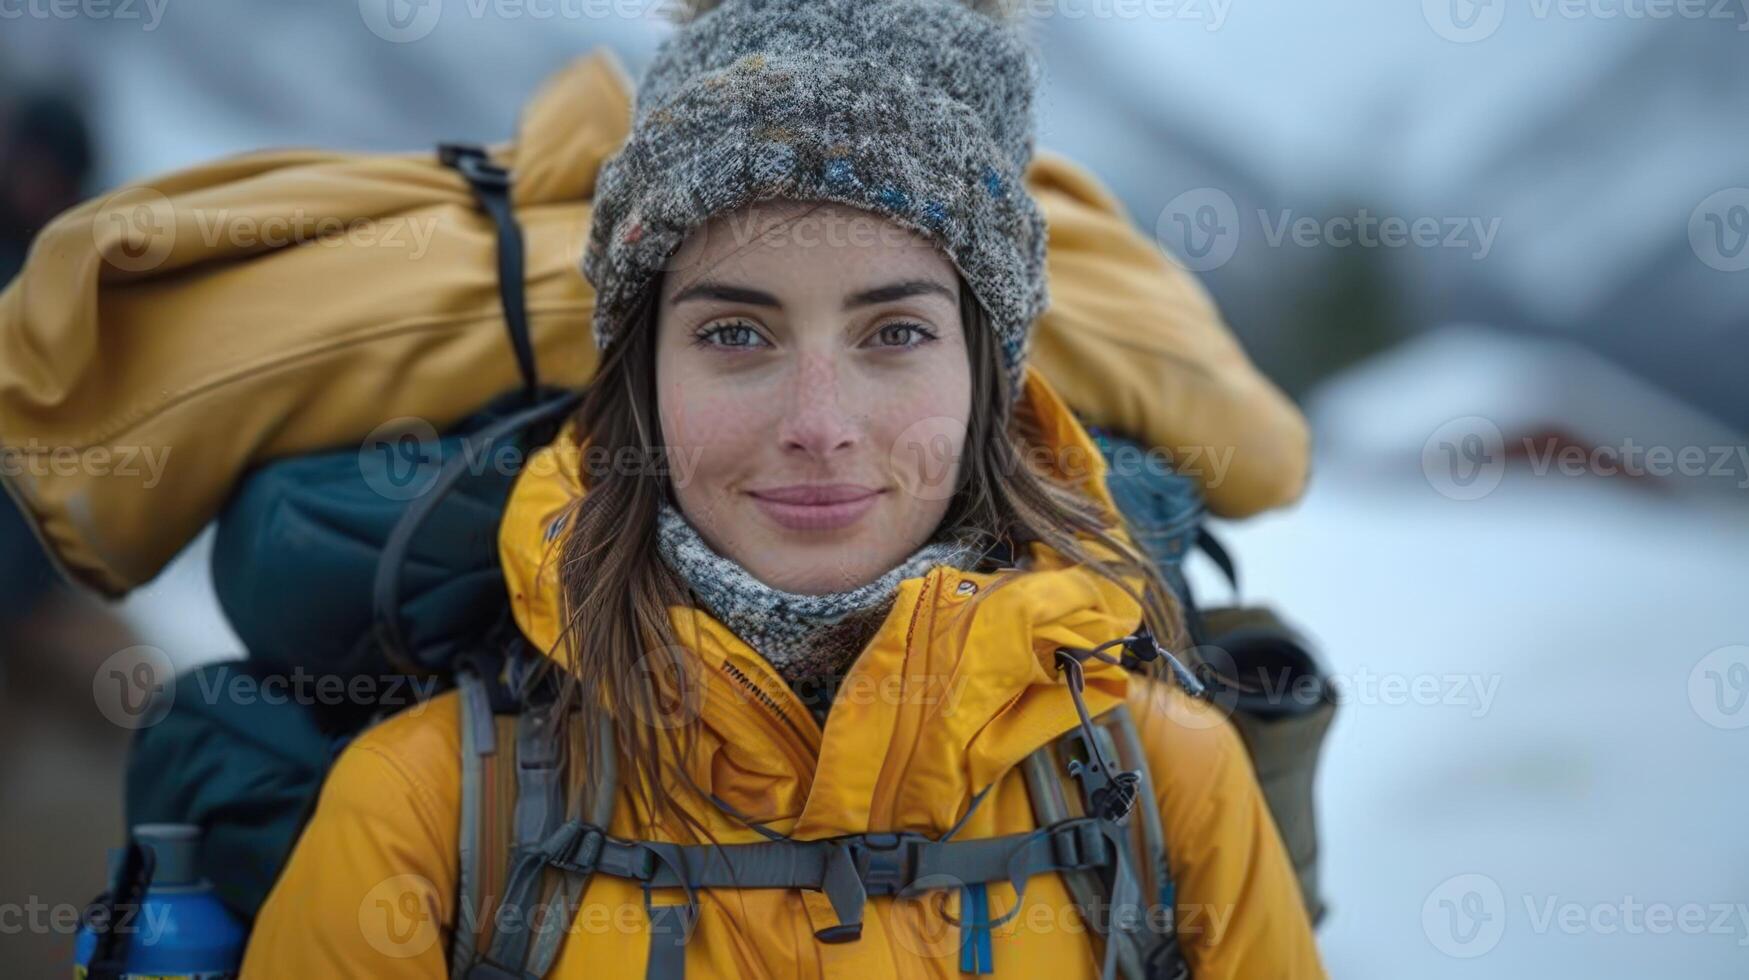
2, 2, 1745, 977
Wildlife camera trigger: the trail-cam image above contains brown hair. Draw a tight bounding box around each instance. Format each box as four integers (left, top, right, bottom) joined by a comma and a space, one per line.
548, 258, 1187, 835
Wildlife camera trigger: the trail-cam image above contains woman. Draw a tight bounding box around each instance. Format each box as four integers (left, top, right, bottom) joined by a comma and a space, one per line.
243, 0, 1325, 976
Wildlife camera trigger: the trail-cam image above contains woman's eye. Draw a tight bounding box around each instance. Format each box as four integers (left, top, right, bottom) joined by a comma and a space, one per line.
695, 321, 768, 349
870, 322, 938, 348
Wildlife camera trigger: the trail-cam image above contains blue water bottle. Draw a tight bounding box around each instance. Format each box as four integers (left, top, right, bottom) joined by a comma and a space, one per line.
74, 823, 247, 979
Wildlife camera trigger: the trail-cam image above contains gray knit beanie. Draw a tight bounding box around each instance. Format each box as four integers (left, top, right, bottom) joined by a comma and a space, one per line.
582, 0, 1049, 398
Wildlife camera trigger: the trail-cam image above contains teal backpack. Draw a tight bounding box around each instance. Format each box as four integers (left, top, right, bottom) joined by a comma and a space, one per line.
114, 143, 1335, 980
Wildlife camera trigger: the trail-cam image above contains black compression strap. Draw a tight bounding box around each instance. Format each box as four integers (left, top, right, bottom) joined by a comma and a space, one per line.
438, 142, 538, 400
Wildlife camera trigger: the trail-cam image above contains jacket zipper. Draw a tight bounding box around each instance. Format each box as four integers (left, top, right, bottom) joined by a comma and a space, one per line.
717, 658, 817, 751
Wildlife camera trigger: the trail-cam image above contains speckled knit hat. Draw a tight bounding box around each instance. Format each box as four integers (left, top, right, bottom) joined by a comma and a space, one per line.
582, 0, 1049, 398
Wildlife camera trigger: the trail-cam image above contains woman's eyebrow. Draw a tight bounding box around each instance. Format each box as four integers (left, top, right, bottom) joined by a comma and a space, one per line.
841, 278, 957, 310
667, 278, 956, 310
668, 280, 780, 308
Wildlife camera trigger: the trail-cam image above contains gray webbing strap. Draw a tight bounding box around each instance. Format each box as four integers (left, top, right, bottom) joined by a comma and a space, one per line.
482, 708, 569, 973
1042, 708, 1174, 980
536, 816, 1118, 965
451, 671, 495, 976
1107, 711, 1172, 914
645, 904, 694, 980
1107, 711, 1191, 980
524, 711, 617, 976
1022, 742, 1137, 976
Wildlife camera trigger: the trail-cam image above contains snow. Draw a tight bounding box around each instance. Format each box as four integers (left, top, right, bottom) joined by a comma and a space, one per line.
1184, 358, 1749, 977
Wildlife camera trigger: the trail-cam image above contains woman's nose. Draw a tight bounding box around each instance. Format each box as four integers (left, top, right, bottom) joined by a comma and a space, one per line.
777, 352, 861, 459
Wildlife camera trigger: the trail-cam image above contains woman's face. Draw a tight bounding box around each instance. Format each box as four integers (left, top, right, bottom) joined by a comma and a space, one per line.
655, 200, 972, 595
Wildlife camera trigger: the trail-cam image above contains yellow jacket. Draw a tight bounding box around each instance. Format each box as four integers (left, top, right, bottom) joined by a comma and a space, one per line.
242, 365, 1325, 979
0, 48, 1307, 598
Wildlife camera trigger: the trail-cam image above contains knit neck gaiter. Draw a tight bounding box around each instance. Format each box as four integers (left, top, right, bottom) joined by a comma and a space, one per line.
654, 500, 984, 690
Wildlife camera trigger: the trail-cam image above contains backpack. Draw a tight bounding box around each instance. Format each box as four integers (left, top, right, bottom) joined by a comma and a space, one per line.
115, 143, 1335, 979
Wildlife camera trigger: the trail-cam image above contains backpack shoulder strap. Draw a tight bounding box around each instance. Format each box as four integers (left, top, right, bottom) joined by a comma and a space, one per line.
451, 661, 618, 979
451, 665, 519, 976
1022, 704, 1192, 980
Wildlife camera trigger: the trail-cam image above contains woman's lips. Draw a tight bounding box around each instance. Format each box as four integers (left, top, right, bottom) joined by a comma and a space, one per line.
748, 485, 883, 531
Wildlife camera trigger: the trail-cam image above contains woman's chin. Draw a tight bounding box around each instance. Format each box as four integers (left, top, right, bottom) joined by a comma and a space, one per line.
736, 536, 897, 596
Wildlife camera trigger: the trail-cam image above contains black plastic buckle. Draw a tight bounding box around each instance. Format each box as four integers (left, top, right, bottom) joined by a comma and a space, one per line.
850, 832, 927, 896
438, 142, 511, 190
1121, 625, 1162, 670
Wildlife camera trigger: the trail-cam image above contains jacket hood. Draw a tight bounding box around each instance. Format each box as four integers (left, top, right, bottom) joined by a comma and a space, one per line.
499, 364, 1145, 839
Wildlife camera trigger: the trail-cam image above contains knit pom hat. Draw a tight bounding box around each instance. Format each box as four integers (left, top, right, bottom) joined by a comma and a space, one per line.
582, 0, 1049, 398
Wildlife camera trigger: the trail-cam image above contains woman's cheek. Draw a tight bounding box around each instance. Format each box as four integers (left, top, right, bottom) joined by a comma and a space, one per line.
662, 377, 772, 494
875, 392, 970, 507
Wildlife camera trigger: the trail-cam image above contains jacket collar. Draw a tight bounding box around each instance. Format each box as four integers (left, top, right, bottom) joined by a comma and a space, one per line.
498, 364, 1143, 839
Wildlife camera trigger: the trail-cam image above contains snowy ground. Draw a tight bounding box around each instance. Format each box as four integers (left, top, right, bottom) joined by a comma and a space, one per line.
1195, 454, 1749, 978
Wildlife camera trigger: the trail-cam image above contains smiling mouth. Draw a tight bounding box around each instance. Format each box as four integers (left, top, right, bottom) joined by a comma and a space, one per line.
747, 485, 885, 531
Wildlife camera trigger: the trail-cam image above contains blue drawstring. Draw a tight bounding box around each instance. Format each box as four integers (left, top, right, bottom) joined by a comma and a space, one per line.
959, 883, 995, 974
